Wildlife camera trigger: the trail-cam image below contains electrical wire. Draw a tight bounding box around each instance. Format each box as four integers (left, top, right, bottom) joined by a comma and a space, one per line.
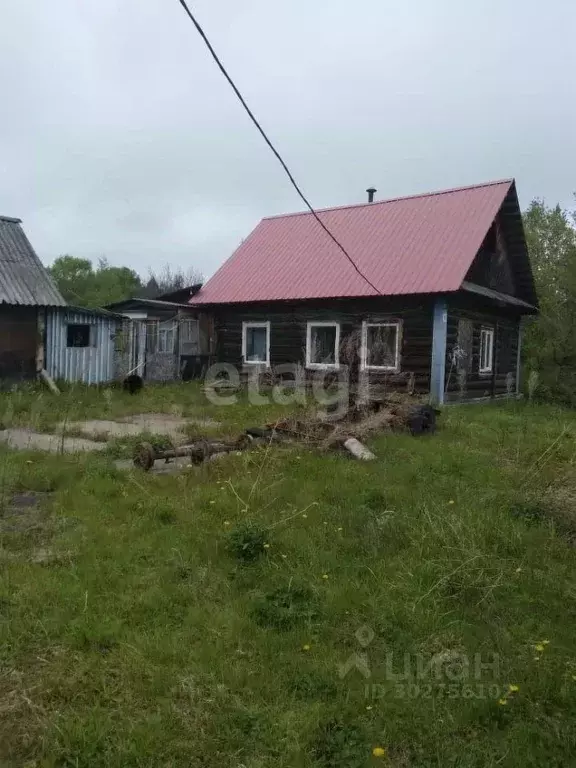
175, 0, 383, 295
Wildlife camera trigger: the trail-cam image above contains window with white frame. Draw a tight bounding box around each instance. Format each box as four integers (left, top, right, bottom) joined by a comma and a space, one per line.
479, 326, 494, 373
361, 321, 401, 371
306, 322, 340, 369
158, 325, 175, 353
242, 321, 270, 365
147, 321, 175, 354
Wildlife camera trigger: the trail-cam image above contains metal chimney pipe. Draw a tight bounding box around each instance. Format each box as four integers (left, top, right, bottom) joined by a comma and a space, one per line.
366, 187, 377, 203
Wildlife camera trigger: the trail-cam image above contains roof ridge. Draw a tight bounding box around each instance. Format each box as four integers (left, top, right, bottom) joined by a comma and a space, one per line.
0, 215, 23, 224
262, 178, 514, 221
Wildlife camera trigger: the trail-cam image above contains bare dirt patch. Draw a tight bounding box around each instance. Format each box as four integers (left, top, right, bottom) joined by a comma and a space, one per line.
0, 492, 52, 533
0, 428, 107, 454
60, 413, 220, 442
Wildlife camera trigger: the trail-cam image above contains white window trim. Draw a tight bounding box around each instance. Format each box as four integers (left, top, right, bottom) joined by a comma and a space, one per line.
479, 326, 494, 374
242, 321, 270, 366
360, 320, 402, 372
305, 321, 340, 370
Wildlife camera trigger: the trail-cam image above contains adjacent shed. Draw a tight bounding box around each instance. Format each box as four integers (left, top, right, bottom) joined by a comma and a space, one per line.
0, 215, 65, 382
45, 306, 122, 385
105, 297, 212, 381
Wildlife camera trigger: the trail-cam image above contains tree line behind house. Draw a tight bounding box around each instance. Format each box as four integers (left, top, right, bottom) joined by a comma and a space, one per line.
48, 196, 576, 405
49, 257, 202, 309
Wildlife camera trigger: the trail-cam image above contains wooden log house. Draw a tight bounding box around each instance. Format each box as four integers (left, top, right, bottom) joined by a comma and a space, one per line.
190, 179, 537, 404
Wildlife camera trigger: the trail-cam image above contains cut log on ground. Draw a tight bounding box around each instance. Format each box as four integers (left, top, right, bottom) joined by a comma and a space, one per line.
39, 369, 60, 395
343, 437, 376, 461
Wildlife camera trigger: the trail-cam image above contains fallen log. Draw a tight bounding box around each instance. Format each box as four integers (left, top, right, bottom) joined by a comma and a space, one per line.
39, 368, 60, 395
343, 437, 376, 461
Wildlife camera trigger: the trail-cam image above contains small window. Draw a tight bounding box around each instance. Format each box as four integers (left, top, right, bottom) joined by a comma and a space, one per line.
479, 327, 494, 374
158, 326, 175, 353
361, 321, 401, 371
67, 324, 91, 348
242, 322, 270, 365
180, 319, 197, 343
306, 322, 340, 369
147, 322, 175, 354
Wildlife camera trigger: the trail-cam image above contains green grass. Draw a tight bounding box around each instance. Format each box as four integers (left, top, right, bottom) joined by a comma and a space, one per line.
1, 386, 576, 766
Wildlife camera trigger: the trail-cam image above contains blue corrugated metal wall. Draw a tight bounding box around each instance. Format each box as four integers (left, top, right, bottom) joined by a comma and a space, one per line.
45, 309, 118, 385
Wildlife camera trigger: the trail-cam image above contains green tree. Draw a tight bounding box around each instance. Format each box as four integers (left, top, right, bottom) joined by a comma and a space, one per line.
523, 197, 576, 403
49, 255, 142, 308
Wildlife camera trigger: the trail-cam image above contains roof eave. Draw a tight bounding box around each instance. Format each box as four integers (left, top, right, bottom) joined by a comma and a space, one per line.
460, 281, 538, 313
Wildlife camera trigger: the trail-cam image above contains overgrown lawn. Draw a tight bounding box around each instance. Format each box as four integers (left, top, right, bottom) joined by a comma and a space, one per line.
1, 387, 576, 766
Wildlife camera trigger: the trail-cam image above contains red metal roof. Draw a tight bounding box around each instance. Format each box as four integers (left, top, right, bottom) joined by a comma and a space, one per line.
192, 179, 514, 304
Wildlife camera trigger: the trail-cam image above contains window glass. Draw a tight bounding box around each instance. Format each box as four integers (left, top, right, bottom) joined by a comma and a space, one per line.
365, 324, 399, 369
309, 325, 337, 365
245, 326, 268, 362
67, 324, 90, 348
479, 327, 494, 373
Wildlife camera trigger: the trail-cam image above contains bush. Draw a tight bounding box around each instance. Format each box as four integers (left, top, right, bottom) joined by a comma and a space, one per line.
226, 522, 268, 563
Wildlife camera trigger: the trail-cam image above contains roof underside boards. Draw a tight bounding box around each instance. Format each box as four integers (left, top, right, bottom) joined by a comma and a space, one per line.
192, 180, 519, 305
461, 281, 537, 311
0, 218, 65, 306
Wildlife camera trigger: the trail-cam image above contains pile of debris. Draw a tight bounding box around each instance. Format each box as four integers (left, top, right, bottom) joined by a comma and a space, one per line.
132, 396, 439, 472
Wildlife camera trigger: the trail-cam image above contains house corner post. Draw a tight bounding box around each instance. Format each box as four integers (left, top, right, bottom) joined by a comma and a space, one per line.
430, 298, 448, 405
516, 321, 523, 396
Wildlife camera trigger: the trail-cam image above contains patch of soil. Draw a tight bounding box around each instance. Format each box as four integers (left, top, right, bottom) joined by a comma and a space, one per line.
0, 428, 107, 453
61, 414, 220, 443
0, 492, 52, 533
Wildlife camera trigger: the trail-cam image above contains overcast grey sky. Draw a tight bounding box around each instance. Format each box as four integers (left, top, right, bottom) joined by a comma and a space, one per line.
1, 0, 574, 280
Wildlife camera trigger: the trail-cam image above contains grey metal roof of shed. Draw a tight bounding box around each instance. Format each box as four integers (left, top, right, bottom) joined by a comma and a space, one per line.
0, 216, 66, 306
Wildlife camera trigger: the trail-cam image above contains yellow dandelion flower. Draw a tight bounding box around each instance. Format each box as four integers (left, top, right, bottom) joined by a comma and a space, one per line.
508, 684, 520, 693
372, 746, 386, 758
534, 644, 545, 652
322, 573, 329, 580
302, 644, 311, 651
498, 698, 508, 706
541, 640, 550, 645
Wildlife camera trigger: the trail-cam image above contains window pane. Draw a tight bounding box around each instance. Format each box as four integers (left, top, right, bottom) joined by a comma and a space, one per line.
480, 329, 493, 371
366, 325, 397, 368
310, 325, 336, 364
159, 328, 174, 353
246, 327, 267, 361
456, 319, 473, 373
66, 324, 90, 348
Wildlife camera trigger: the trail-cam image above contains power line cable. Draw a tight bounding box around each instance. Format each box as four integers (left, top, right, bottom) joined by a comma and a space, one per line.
175, 0, 382, 295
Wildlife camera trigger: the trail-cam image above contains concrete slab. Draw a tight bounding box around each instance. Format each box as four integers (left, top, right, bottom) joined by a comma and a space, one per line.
60, 413, 220, 442
0, 428, 107, 453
